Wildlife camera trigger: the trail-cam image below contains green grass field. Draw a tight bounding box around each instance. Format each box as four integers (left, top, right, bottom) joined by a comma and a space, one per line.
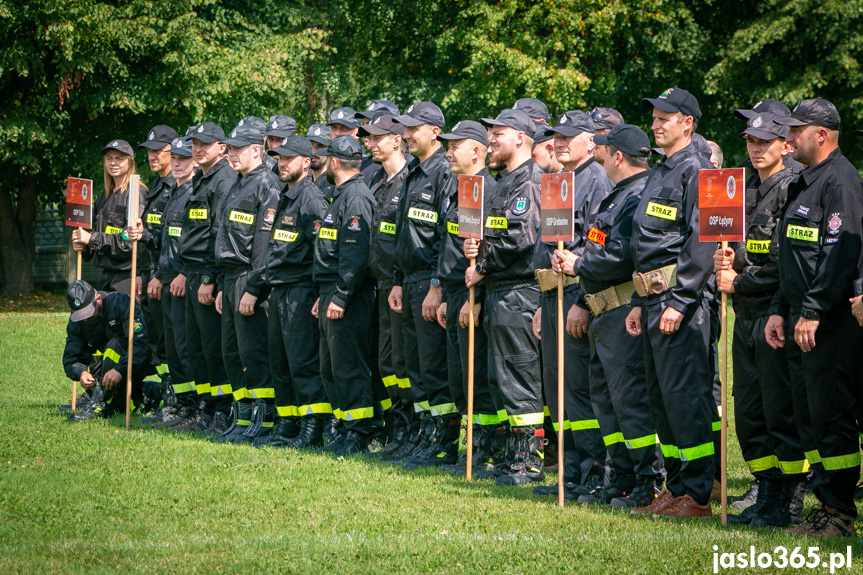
1, 308, 860, 574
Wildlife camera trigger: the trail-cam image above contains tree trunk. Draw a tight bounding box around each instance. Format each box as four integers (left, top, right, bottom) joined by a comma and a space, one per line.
0, 174, 38, 295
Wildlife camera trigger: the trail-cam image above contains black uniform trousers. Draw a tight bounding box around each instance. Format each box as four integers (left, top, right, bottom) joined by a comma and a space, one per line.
184, 272, 231, 414
641, 296, 716, 505
540, 289, 606, 483
377, 284, 412, 425
485, 283, 542, 428
732, 312, 806, 477
268, 284, 328, 421
159, 284, 195, 408
788, 309, 862, 516
589, 305, 660, 479
319, 288, 375, 434
221, 271, 272, 403
400, 278, 456, 415
444, 286, 497, 424
141, 269, 166, 373
367, 292, 389, 427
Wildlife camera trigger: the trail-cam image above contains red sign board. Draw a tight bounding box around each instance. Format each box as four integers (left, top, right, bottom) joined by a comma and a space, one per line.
457, 175, 484, 240
540, 172, 574, 242
698, 168, 745, 242
65, 177, 93, 229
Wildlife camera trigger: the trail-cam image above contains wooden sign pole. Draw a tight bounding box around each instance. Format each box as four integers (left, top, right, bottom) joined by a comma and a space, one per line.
466, 257, 476, 482
557, 240, 565, 509
72, 230, 83, 411
125, 177, 139, 430
720, 239, 729, 526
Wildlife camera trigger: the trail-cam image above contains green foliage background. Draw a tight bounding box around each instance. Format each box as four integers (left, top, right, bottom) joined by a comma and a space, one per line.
3, 0, 863, 198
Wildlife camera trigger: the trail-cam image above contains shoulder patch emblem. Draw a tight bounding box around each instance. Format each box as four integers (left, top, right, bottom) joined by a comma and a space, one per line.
512, 197, 529, 216
313, 221, 321, 235
133, 321, 143, 333
348, 217, 361, 232
828, 213, 842, 235
264, 208, 275, 226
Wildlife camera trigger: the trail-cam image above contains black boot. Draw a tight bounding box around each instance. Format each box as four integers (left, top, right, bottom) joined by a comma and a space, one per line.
442, 424, 495, 475
59, 390, 94, 412
495, 427, 546, 486
203, 409, 231, 436
319, 419, 346, 453
290, 417, 325, 449
210, 401, 253, 443
322, 416, 339, 444
254, 417, 297, 448
474, 424, 515, 480
787, 476, 807, 525
389, 412, 433, 464
403, 416, 461, 469
750, 475, 805, 527
335, 430, 368, 456
728, 475, 775, 524
172, 401, 211, 433
366, 417, 408, 459
610, 474, 660, 508
68, 383, 107, 421
231, 400, 274, 444
578, 470, 637, 506
375, 415, 419, 462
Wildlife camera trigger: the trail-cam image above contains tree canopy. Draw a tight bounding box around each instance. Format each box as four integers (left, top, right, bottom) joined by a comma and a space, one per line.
2, 0, 863, 293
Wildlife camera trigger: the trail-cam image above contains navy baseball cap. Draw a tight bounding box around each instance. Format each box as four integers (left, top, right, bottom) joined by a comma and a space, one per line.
438, 120, 489, 147
169, 137, 193, 158
68, 280, 97, 322
101, 139, 135, 157
267, 135, 314, 158
358, 115, 405, 137
306, 124, 331, 147
394, 102, 446, 129
513, 98, 550, 124
739, 112, 789, 140
775, 98, 840, 130
265, 115, 298, 138
328, 107, 359, 129
139, 125, 178, 150
594, 124, 652, 157
589, 107, 625, 131
223, 123, 265, 147
532, 121, 553, 147
315, 135, 363, 160
544, 111, 596, 137
642, 87, 702, 123
190, 122, 226, 144
734, 99, 790, 121
237, 116, 267, 132
481, 109, 534, 134
356, 100, 400, 120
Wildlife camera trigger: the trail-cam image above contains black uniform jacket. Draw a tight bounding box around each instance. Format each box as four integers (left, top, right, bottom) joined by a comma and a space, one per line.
84, 181, 148, 273
155, 179, 194, 284
63, 292, 150, 380
630, 141, 715, 314
140, 172, 176, 270
313, 173, 376, 308
368, 162, 410, 288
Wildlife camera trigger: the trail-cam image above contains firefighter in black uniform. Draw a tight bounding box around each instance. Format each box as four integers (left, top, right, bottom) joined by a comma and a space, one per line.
533, 110, 612, 500
247, 136, 330, 449
63, 280, 154, 420
627, 88, 716, 518
307, 123, 334, 197
72, 140, 147, 294
360, 115, 415, 461
388, 102, 461, 467
211, 122, 281, 444
713, 113, 807, 527
264, 114, 298, 176
464, 108, 544, 486
312, 136, 378, 455
552, 124, 662, 508
435, 120, 500, 474
138, 124, 177, 381
766, 99, 863, 538
176, 122, 236, 433
130, 136, 199, 430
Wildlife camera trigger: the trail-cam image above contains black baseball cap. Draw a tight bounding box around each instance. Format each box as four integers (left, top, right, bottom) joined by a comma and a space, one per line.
315, 135, 363, 160
358, 115, 406, 137
438, 120, 489, 147
394, 102, 446, 129
532, 121, 553, 147
68, 280, 97, 322
775, 98, 840, 130
692, 133, 713, 160
642, 87, 702, 123
594, 124, 651, 157
306, 124, 331, 147
237, 116, 267, 132
190, 122, 226, 144
481, 109, 534, 134
265, 115, 298, 138
589, 107, 625, 131
267, 135, 314, 158
328, 107, 360, 129
513, 98, 550, 124
139, 125, 178, 150
356, 99, 400, 120
101, 139, 135, 157
544, 111, 596, 137
169, 137, 193, 158
734, 99, 790, 121
739, 112, 789, 140
223, 123, 265, 147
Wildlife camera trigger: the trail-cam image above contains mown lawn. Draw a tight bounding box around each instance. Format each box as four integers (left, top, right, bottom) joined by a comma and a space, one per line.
0, 311, 859, 574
